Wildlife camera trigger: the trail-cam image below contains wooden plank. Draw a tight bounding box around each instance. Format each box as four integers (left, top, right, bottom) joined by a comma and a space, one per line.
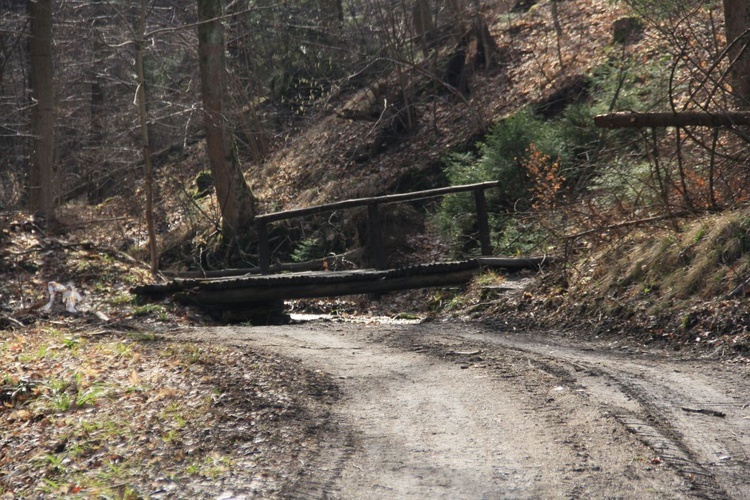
193, 268, 388, 289
132, 257, 552, 301
255, 181, 500, 223
181, 268, 480, 304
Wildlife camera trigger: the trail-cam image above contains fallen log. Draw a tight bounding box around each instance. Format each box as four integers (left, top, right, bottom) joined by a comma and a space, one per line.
594, 111, 750, 129
132, 256, 553, 304
178, 267, 480, 305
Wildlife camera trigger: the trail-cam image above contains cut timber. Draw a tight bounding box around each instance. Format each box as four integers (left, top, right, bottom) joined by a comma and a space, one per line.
132, 256, 552, 306
181, 267, 480, 305
594, 111, 750, 129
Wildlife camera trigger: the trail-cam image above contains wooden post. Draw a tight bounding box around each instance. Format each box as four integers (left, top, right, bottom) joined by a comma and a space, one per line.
367, 203, 387, 270
258, 220, 270, 274
474, 188, 492, 256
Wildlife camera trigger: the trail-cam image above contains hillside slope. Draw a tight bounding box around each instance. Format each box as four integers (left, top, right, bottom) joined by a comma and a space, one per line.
249, 0, 629, 210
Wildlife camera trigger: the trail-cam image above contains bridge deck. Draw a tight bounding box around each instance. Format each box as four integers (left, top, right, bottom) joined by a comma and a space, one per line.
133, 257, 550, 306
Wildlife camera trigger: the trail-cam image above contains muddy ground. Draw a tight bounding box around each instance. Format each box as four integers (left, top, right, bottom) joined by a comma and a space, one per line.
172, 318, 750, 499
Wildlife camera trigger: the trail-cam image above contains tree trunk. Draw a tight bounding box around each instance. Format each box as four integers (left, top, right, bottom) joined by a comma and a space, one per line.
87, 0, 107, 204
27, 0, 57, 231
723, 0, 750, 108
412, 0, 434, 52
136, 0, 159, 275
197, 0, 256, 246
319, 0, 343, 25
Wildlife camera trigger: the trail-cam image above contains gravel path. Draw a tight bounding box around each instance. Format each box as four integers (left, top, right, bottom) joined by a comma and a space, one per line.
173, 319, 750, 498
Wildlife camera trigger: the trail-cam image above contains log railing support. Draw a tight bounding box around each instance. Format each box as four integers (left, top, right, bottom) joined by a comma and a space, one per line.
474, 188, 491, 256
257, 220, 271, 274
367, 203, 387, 270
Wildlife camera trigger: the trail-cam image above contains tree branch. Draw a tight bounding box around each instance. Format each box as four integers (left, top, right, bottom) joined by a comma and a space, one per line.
594, 111, 750, 129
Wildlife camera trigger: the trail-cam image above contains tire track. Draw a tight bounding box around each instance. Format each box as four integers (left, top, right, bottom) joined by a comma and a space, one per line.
448, 325, 750, 499
175, 322, 711, 498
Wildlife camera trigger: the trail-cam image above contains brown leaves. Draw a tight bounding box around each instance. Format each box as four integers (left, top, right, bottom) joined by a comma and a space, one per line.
0, 326, 338, 498
127, 369, 140, 388
520, 143, 566, 209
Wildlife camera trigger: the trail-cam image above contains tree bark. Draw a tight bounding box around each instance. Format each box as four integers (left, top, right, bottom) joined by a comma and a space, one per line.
594, 111, 750, 129
27, 0, 57, 231
723, 0, 750, 108
136, 0, 159, 275
412, 0, 434, 52
87, 0, 107, 204
197, 0, 256, 246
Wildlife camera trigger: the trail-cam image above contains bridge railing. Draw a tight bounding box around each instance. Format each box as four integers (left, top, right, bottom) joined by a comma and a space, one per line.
255, 181, 500, 274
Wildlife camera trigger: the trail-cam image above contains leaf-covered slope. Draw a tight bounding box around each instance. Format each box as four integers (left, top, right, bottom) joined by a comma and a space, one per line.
249, 0, 629, 211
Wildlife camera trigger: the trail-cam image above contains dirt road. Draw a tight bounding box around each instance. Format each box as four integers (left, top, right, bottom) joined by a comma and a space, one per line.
176, 320, 750, 499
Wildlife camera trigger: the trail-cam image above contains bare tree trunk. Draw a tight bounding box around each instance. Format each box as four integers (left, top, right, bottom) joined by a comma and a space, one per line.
224, 3, 268, 163
412, 0, 434, 53
550, 0, 563, 68
723, 0, 750, 108
27, 0, 57, 231
136, 0, 158, 275
87, 0, 107, 204
197, 0, 256, 248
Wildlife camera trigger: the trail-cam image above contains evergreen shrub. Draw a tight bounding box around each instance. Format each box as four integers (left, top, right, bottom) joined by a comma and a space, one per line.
436, 55, 671, 257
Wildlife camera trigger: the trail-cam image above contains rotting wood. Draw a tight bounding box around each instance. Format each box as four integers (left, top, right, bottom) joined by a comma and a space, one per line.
594, 111, 750, 129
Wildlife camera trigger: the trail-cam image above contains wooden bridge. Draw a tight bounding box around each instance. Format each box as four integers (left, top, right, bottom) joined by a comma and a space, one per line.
132, 182, 551, 318
134, 256, 548, 304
